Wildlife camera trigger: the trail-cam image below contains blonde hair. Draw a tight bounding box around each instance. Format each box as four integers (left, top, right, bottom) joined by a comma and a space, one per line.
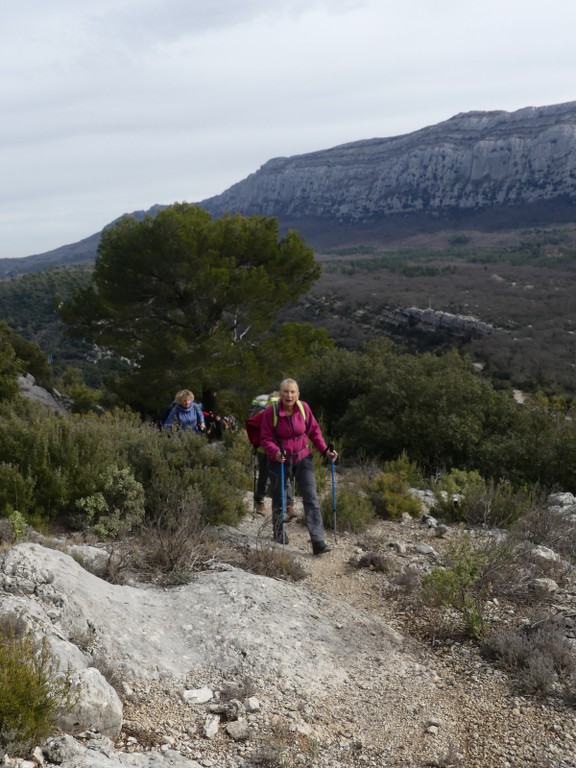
175, 389, 194, 405
279, 378, 299, 394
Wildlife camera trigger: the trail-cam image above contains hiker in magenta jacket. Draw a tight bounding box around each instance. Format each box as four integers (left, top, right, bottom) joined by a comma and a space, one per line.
260, 377, 338, 555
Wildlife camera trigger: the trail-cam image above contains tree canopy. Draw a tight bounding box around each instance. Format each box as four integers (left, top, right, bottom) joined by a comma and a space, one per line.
60, 204, 325, 413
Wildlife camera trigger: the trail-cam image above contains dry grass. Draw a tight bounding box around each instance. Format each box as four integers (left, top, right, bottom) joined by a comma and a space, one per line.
240, 542, 308, 582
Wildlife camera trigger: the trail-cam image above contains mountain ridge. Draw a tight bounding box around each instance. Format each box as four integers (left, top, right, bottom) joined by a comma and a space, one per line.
200, 100, 576, 245
4, 100, 576, 276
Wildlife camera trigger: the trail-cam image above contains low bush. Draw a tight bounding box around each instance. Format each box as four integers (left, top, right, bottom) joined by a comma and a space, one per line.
367, 471, 421, 519
481, 615, 576, 699
432, 469, 537, 528
0, 619, 75, 756
0, 399, 247, 534
512, 502, 576, 564
75, 465, 145, 538
382, 450, 425, 488
421, 533, 490, 639
353, 551, 393, 572
321, 489, 375, 533
135, 485, 215, 585
241, 542, 307, 582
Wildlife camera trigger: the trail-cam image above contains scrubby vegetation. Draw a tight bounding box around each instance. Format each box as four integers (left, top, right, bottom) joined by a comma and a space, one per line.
3, 211, 576, 747
0, 618, 76, 755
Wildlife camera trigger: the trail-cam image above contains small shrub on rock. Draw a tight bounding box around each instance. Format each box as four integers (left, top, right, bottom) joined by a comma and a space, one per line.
353, 551, 392, 572
512, 502, 576, 564
421, 533, 489, 639
135, 484, 214, 584
0, 621, 75, 755
367, 471, 421, 519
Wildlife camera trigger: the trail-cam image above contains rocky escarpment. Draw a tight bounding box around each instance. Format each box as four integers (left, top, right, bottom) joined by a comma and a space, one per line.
7, 101, 576, 275
201, 101, 576, 240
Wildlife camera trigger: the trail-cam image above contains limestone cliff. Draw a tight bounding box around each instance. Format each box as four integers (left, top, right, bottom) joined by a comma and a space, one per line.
201, 101, 576, 242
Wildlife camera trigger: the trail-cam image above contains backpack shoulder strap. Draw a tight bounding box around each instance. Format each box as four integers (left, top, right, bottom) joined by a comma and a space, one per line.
272, 400, 307, 428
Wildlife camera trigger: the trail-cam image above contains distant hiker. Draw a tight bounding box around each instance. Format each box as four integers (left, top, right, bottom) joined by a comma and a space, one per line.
246, 392, 295, 517
162, 389, 206, 433
207, 412, 224, 441
260, 378, 337, 555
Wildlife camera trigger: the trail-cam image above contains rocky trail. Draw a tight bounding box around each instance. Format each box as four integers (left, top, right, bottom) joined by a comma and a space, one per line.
2, 495, 576, 768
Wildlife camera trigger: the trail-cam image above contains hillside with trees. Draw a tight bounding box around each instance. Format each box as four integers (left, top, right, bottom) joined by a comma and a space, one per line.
2, 206, 576, 764
3, 221, 576, 402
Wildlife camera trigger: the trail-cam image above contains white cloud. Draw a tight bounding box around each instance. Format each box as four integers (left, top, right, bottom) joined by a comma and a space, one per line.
1, 0, 576, 257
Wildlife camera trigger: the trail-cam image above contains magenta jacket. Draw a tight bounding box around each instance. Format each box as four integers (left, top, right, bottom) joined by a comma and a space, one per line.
260, 400, 328, 463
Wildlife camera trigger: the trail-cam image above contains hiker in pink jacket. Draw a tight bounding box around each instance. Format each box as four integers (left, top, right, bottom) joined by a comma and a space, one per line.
260, 378, 338, 555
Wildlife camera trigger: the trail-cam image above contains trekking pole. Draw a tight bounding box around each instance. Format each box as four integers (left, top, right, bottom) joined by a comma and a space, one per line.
279, 444, 287, 546
328, 443, 337, 542
252, 450, 258, 515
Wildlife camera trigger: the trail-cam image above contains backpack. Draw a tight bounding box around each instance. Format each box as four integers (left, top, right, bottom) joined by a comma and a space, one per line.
247, 394, 269, 419
245, 397, 306, 449
158, 402, 178, 430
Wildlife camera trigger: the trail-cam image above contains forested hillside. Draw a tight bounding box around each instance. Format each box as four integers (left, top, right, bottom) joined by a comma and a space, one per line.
0, 265, 123, 387
286, 228, 576, 396
3, 223, 576, 398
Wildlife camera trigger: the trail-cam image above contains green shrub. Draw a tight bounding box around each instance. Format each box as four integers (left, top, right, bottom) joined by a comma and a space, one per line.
421, 533, 489, 639
432, 469, 535, 527
367, 472, 421, 519
0, 622, 75, 755
75, 465, 145, 538
7, 510, 28, 542
321, 489, 375, 533
0, 399, 247, 533
137, 430, 247, 528
382, 450, 424, 488
0, 463, 35, 518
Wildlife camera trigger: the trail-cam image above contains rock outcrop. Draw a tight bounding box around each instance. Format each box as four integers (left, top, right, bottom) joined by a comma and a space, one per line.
17, 374, 72, 415
2, 494, 576, 767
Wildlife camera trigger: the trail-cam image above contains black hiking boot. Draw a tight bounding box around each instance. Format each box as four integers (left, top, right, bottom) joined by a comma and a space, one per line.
272, 512, 289, 545
312, 541, 331, 556
273, 530, 289, 545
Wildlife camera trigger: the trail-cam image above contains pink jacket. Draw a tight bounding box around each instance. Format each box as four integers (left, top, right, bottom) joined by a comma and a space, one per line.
260, 400, 328, 463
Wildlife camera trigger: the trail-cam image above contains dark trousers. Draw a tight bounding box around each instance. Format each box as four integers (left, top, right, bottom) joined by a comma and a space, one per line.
267, 456, 325, 543
255, 451, 294, 505
254, 451, 269, 503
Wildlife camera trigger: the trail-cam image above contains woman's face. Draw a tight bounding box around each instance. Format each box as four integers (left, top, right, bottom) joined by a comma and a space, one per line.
181, 396, 193, 408
280, 383, 299, 409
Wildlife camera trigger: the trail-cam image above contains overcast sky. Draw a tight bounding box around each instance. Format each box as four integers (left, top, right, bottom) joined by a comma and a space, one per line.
2, 0, 575, 259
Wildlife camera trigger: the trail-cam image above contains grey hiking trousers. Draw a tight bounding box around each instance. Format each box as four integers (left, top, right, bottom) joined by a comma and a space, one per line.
267, 455, 325, 544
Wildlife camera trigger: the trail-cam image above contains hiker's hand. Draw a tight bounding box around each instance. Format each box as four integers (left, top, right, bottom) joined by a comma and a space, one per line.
275, 451, 286, 462
326, 448, 338, 462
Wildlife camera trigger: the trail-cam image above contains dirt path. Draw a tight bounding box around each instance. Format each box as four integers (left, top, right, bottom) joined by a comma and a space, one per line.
233, 498, 576, 767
